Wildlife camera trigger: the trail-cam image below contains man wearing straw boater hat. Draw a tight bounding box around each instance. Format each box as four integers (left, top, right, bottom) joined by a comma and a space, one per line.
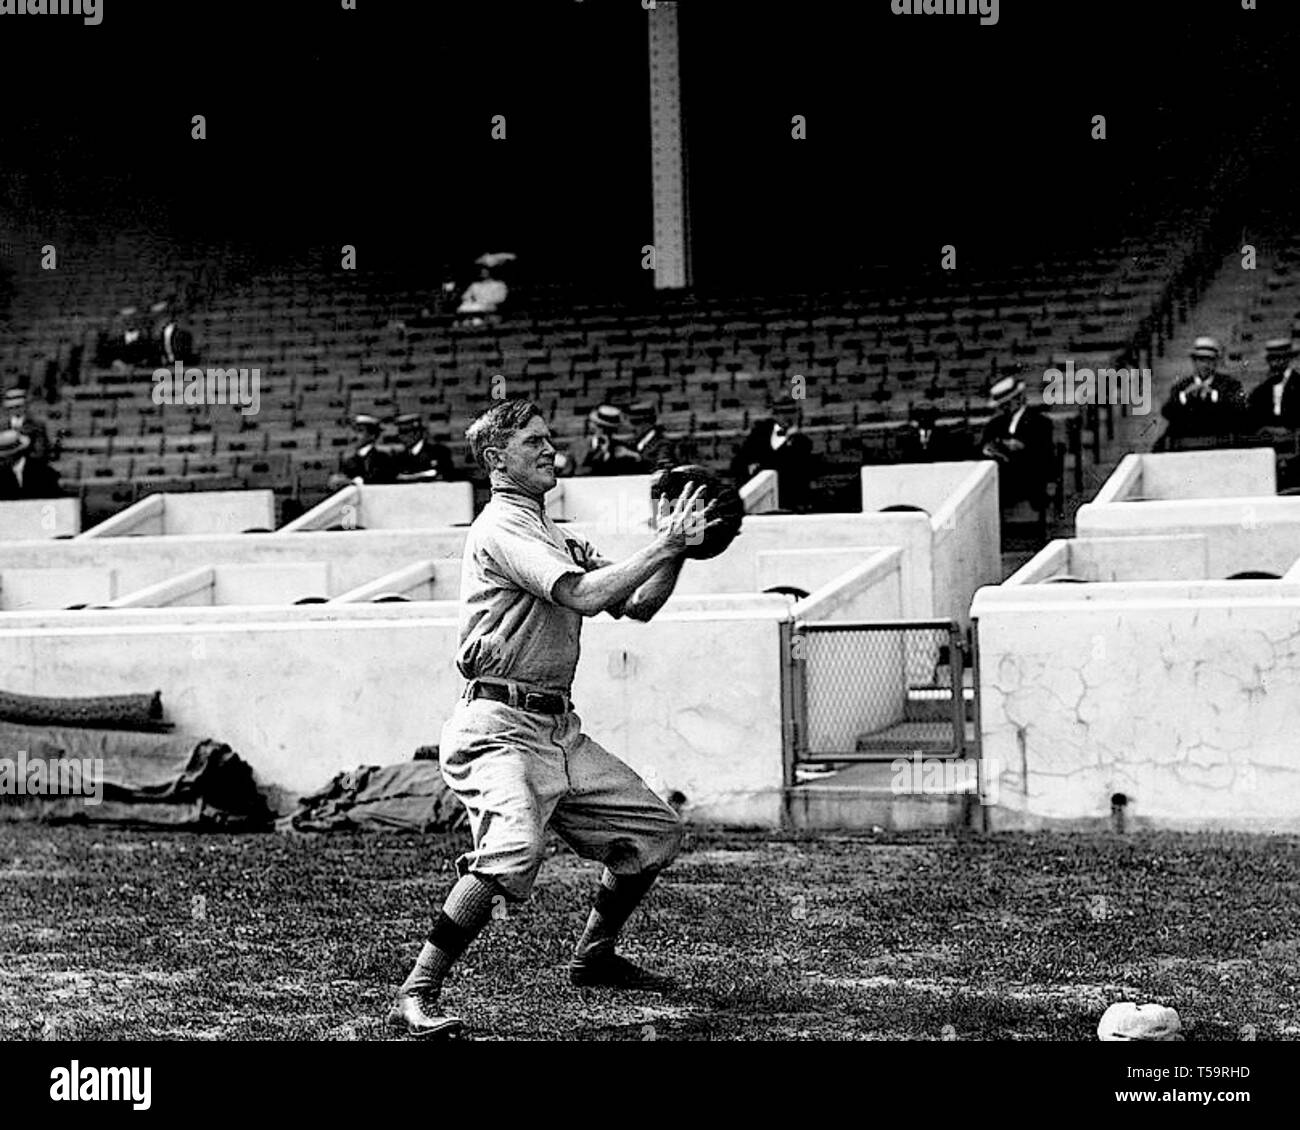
0, 428, 62, 500
1157, 336, 1245, 450
1247, 338, 1300, 432
980, 373, 1054, 511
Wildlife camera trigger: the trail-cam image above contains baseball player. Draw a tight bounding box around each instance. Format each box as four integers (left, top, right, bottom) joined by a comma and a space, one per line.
387, 398, 730, 1038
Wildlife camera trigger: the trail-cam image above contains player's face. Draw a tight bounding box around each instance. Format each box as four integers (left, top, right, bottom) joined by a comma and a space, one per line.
494, 414, 558, 493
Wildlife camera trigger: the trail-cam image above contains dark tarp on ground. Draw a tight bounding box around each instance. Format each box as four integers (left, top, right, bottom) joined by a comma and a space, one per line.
0, 720, 271, 829
285, 762, 467, 833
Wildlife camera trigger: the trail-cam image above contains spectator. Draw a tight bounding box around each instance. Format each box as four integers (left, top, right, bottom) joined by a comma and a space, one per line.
51, 333, 85, 395
980, 376, 1055, 512
95, 305, 153, 369
1246, 338, 1300, 432
394, 413, 457, 482
1157, 336, 1246, 450
896, 403, 961, 462
4, 386, 53, 462
338, 414, 396, 485
563, 405, 643, 477
626, 400, 683, 471
456, 266, 508, 326
730, 394, 816, 512
155, 303, 195, 367
0, 428, 61, 499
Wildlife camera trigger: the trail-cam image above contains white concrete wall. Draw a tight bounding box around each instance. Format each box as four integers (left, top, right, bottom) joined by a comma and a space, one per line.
1090, 449, 1275, 505
0, 498, 80, 540
546, 475, 654, 529
741, 469, 780, 514
1090, 454, 1144, 505
1006, 540, 1072, 585
0, 605, 788, 826
278, 482, 475, 532
575, 514, 936, 619
1076, 497, 1300, 577
972, 580, 1300, 831
0, 596, 792, 632
1007, 535, 1211, 585
80, 491, 275, 537
0, 530, 470, 597
792, 549, 904, 624
861, 459, 986, 515
1070, 535, 1211, 581
357, 483, 475, 528
0, 503, 1000, 626
0, 568, 116, 611
332, 562, 440, 603
756, 547, 887, 596
109, 563, 334, 607
928, 463, 1001, 626
1139, 448, 1276, 500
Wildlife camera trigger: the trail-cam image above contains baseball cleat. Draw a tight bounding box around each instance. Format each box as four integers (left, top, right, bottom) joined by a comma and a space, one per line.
385, 991, 465, 1039
568, 952, 676, 992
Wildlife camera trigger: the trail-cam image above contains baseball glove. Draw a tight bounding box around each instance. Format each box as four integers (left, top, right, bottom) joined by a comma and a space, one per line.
650, 463, 745, 560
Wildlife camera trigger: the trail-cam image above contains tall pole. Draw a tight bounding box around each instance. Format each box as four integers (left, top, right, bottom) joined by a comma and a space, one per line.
647, 1, 691, 290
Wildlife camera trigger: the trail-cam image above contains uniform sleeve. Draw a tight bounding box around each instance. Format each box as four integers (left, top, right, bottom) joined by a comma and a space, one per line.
481, 514, 585, 603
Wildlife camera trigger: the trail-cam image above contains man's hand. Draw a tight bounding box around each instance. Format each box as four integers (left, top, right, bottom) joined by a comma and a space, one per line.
656, 481, 720, 556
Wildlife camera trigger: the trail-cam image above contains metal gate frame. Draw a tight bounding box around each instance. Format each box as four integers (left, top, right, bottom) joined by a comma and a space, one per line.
787, 618, 970, 765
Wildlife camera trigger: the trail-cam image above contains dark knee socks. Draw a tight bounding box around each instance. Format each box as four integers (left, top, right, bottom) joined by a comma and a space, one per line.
573, 867, 662, 961
400, 873, 501, 1000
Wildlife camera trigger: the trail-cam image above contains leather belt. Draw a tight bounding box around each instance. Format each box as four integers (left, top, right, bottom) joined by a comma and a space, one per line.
469, 680, 569, 715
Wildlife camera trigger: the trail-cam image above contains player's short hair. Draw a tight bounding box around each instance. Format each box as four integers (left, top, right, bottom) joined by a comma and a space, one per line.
466, 398, 545, 472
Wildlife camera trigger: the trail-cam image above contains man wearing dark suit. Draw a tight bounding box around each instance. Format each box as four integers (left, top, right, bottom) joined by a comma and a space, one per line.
394, 413, 457, 482
4, 386, 54, 463
730, 394, 816, 512
339, 414, 396, 484
980, 377, 1055, 511
1158, 336, 1246, 450
0, 429, 62, 499
896, 403, 962, 463
1247, 338, 1300, 432
561, 405, 644, 478
626, 401, 683, 472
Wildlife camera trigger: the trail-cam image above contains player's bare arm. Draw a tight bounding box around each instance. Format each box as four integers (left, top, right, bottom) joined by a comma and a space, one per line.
622, 488, 715, 620
622, 556, 684, 622
553, 483, 721, 617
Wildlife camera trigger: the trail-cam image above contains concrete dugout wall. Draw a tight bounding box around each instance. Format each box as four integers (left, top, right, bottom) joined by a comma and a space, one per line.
0, 498, 80, 540
972, 578, 1300, 831
0, 602, 789, 826
79, 491, 275, 537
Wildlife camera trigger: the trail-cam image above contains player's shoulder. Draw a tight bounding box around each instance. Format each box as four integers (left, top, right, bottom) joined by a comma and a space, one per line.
471, 495, 543, 541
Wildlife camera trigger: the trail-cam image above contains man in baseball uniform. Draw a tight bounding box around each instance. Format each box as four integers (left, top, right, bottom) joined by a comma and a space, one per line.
387, 398, 726, 1038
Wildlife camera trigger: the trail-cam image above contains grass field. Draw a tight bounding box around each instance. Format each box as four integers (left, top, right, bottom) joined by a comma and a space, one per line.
2, 824, 1298, 1041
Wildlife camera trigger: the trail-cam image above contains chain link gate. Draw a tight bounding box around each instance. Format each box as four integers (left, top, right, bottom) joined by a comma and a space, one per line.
788, 619, 970, 763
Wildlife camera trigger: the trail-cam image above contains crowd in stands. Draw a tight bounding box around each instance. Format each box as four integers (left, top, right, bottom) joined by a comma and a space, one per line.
329, 411, 457, 492
1156, 335, 1300, 487
96, 300, 195, 371
4, 222, 1245, 532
